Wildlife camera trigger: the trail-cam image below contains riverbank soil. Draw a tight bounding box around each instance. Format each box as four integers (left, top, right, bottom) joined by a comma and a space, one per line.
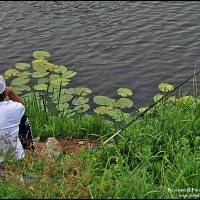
33, 137, 101, 155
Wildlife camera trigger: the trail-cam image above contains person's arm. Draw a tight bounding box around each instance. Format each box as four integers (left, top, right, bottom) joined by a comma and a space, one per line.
5, 86, 25, 107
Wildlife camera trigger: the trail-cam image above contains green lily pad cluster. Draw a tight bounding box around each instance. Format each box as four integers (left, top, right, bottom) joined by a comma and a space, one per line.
1, 51, 135, 121
93, 88, 133, 121
1, 51, 92, 116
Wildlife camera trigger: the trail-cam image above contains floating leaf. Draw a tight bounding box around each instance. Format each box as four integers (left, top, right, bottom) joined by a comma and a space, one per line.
50, 78, 69, 88
56, 103, 69, 111
73, 104, 90, 113
62, 71, 77, 78
74, 87, 92, 96
158, 83, 174, 92
33, 51, 51, 60
53, 93, 73, 104
93, 96, 116, 106
11, 77, 30, 86
153, 94, 164, 102
17, 71, 32, 77
38, 78, 49, 84
15, 63, 31, 70
59, 94, 73, 103
52, 88, 70, 96
94, 106, 109, 114
34, 84, 48, 91
60, 88, 74, 95
115, 98, 133, 109
72, 97, 89, 105
109, 111, 131, 122
32, 59, 57, 72
59, 109, 76, 117
54, 65, 68, 73
117, 88, 133, 97
12, 85, 31, 92
32, 71, 49, 78
106, 109, 121, 117
50, 74, 60, 80
4, 68, 20, 78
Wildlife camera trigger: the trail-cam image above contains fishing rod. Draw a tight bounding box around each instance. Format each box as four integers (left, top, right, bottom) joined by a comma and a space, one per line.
103, 61, 200, 145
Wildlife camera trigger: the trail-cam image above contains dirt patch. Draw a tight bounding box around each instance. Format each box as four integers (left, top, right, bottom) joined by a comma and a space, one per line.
33, 137, 101, 155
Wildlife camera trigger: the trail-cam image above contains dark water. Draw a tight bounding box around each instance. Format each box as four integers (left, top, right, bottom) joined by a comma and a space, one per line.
1, 1, 200, 108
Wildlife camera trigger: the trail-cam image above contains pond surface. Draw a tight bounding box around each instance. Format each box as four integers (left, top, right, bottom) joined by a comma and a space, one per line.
1, 1, 200, 107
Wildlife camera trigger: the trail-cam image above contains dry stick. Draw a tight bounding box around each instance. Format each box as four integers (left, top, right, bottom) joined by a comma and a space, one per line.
103, 61, 200, 145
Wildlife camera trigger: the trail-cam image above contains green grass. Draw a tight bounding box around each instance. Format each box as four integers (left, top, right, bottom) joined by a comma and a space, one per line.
0, 92, 200, 199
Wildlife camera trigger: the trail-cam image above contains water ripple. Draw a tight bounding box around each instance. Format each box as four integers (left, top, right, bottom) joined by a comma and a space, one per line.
1, 1, 200, 106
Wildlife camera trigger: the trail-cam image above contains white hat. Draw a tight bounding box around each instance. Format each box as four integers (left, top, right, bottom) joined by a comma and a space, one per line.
0, 76, 6, 94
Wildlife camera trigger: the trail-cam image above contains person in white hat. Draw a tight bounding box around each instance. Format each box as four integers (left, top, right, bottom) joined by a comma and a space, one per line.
0, 76, 35, 159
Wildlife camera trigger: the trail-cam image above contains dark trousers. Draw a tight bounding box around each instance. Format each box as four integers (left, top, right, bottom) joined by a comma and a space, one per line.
19, 115, 35, 150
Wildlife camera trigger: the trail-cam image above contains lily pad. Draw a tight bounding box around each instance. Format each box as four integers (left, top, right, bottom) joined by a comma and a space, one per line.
50, 78, 69, 88
56, 103, 69, 111
4, 68, 20, 78
74, 87, 92, 96
109, 111, 131, 122
34, 84, 48, 91
12, 85, 31, 92
50, 74, 61, 80
94, 106, 109, 114
117, 88, 133, 97
33, 51, 51, 60
32, 59, 57, 72
59, 109, 76, 117
153, 94, 164, 102
73, 104, 90, 113
115, 98, 133, 109
62, 71, 77, 79
72, 97, 89, 105
17, 71, 32, 77
53, 94, 73, 104
158, 83, 174, 92
93, 96, 116, 106
15, 63, 31, 70
60, 88, 74, 95
11, 77, 30, 86
54, 65, 68, 73
38, 78, 50, 84
106, 109, 125, 121
32, 71, 49, 78
106, 109, 121, 116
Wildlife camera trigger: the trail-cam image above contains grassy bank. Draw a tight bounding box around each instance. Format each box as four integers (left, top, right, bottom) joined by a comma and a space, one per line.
0, 92, 200, 199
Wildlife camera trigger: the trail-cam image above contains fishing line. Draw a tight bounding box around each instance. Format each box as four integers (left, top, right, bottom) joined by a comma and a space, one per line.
103, 60, 200, 145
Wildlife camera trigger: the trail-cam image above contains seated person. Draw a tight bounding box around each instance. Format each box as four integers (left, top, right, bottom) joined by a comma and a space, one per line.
0, 76, 35, 159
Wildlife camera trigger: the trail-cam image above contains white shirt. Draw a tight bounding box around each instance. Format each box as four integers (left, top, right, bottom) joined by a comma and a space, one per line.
0, 100, 25, 159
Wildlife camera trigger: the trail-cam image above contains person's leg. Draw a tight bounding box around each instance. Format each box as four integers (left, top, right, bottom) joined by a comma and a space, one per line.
18, 115, 35, 150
